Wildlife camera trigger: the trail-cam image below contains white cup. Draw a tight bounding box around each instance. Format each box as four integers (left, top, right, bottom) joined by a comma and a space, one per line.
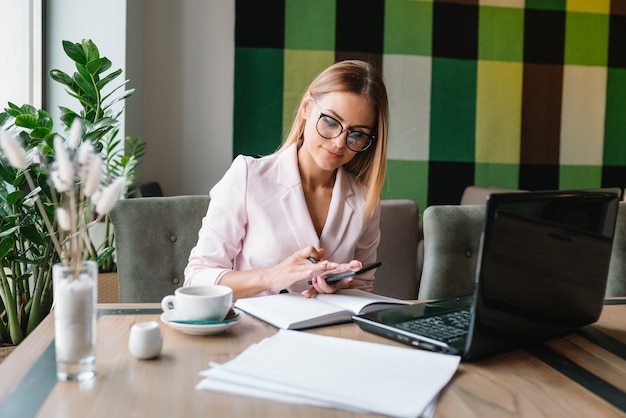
129, 321, 163, 360
161, 285, 233, 321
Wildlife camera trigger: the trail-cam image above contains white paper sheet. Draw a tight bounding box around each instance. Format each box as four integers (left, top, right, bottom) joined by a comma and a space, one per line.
196, 330, 459, 418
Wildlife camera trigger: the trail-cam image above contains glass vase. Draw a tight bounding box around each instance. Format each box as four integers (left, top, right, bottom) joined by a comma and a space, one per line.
53, 260, 98, 381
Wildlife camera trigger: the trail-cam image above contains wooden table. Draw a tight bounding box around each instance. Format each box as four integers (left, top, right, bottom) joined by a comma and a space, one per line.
0, 300, 625, 418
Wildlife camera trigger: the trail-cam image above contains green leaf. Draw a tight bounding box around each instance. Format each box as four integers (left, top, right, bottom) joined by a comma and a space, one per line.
65, 90, 97, 114
36, 109, 53, 130
49, 69, 74, 88
14, 114, 38, 129
84, 126, 114, 144
30, 127, 52, 140
102, 89, 135, 111
86, 57, 112, 76
20, 104, 39, 117
96, 68, 122, 90
58, 107, 81, 128
62, 40, 87, 65
76, 63, 92, 84
20, 225, 47, 246
74, 63, 99, 99
82, 39, 100, 62
7, 190, 24, 205
0, 237, 14, 260
96, 247, 115, 266
91, 117, 118, 131
101, 81, 131, 104
0, 225, 19, 239
0, 112, 10, 127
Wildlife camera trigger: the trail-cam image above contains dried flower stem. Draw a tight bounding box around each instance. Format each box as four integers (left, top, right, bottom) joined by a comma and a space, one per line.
23, 171, 64, 262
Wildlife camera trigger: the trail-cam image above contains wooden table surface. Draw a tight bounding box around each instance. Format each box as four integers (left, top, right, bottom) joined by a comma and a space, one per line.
0, 300, 625, 418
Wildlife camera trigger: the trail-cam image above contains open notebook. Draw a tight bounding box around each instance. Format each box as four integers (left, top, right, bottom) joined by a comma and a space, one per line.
235, 289, 410, 330
354, 189, 620, 361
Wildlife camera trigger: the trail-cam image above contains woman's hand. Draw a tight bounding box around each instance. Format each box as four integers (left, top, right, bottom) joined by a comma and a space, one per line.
262, 246, 339, 292
303, 260, 363, 298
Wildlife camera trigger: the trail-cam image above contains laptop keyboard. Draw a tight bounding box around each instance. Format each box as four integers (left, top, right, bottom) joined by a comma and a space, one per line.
396, 310, 470, 344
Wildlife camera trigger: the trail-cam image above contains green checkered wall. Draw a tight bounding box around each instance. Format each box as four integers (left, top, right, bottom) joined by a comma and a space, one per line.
234, 0, 626, 211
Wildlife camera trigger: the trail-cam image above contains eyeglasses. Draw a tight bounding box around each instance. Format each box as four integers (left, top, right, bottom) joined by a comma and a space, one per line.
313, 102, 375, 153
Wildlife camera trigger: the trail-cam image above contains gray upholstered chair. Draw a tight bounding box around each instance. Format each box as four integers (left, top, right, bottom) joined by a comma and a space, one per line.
418, 205, 484, 300
373, 199, 422, 299
607, 201, 626, 297
110, 195, 210, 302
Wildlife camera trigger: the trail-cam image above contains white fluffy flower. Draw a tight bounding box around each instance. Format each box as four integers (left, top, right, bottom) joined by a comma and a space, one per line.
95, 177, 125, 215
68, 118, 82, 149
83, 154, 102, 197
0, 130, 27, 169
51, 136, 74, 192
56, 207, 71, 231
77, 141, 94, 182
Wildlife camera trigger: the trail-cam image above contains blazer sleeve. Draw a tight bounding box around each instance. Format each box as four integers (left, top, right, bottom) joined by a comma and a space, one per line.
184, 155, 249, 286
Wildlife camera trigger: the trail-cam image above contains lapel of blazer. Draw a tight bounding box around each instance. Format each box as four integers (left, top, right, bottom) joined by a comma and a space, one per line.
319, 167, 356, 256
277, 146, 320, 249
276, 145, 358, 255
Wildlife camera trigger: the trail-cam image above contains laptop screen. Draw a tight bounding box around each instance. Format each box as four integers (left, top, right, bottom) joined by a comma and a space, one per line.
465, 190, 619, 358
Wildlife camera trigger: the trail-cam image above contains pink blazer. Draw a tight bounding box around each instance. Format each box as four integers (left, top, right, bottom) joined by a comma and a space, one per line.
184, 144, 380, 296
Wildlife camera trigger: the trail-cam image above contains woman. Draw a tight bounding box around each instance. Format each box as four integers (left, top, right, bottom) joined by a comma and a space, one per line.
184, 60, 389, 300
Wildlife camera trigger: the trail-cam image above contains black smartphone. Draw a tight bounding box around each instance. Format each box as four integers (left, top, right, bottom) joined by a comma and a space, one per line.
323, 261, 382, 284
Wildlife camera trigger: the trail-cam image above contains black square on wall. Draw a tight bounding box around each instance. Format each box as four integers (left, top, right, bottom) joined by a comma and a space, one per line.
236, 0, 285, 48
523, 9, 566, 65
602, 166, 626, 190
518, 163, 559, 191
608, 15, 626, 68
428, 161, 475, 205
432, 2, 479, 60
336, 0, 385, 54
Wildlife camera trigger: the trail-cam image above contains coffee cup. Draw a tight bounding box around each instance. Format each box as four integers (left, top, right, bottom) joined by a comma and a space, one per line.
161, 285, 233, 321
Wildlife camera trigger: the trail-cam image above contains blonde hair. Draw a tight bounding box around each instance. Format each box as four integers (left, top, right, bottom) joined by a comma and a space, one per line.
278, 60, 389, 220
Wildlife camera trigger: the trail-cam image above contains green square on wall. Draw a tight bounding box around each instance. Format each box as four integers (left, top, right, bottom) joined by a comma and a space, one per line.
564, 12, 609, 66
430, 58, 477, 162
283, 50, 335, 135
478, 6, 524, 62
234, 48, 284, 157
285, 0, 335, 50
383, 159, 429, 212
384, 0, 432, 56
474, 163, 520, 189
559, 165, 602, 189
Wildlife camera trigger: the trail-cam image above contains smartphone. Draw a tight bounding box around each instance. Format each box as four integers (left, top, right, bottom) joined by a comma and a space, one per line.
323, 261, 382, 284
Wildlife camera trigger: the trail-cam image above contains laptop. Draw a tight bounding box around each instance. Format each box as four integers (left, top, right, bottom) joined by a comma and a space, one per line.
353, 189, 620, 361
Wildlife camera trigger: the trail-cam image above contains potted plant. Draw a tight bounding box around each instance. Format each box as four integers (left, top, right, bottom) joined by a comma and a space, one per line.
0, 39, 144, 351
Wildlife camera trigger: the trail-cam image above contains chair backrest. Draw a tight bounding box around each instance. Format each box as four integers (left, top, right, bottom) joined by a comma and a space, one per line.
110, 195, 210, 302
607, 201, 626, 297
418, 205, 484, 300
374, 199, 421, 299
460, 185, 526, 205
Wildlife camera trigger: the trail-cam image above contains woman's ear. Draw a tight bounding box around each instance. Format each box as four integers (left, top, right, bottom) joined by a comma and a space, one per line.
301, 94, 314, 119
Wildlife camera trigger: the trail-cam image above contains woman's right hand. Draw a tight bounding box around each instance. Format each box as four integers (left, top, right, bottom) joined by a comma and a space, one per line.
261, 246, 338, 292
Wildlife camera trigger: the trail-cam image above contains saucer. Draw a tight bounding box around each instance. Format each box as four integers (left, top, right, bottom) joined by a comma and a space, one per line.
160, 308, 245, 335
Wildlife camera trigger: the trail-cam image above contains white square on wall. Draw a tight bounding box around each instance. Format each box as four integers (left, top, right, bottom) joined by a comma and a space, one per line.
383, 54, 432, 161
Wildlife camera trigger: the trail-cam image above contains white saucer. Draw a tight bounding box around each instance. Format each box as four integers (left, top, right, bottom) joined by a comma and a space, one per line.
160, 308, 245, 336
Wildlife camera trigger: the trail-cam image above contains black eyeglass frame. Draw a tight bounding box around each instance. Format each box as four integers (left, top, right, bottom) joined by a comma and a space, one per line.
314, 111, 376, 153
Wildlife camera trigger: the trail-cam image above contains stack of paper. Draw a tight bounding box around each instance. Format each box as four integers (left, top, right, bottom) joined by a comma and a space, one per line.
196, 330, 460, 418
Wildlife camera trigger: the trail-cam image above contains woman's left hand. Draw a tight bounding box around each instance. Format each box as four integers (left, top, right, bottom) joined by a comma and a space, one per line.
303, 260, 362, 298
